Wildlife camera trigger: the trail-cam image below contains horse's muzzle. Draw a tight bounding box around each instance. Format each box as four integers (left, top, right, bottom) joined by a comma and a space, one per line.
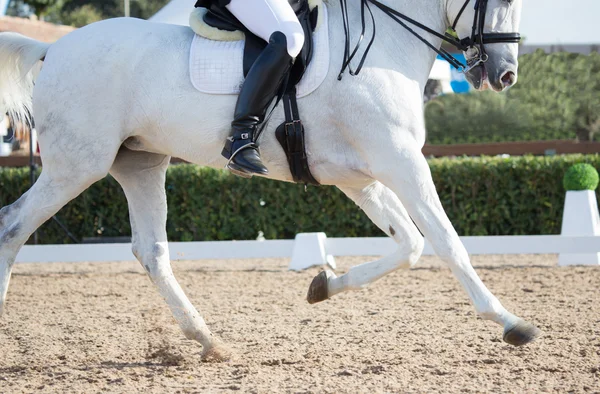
465, 63, 517, 92
464, 64, 487, 91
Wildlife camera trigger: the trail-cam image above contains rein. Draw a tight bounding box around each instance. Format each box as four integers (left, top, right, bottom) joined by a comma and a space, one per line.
337, 0, 521, 79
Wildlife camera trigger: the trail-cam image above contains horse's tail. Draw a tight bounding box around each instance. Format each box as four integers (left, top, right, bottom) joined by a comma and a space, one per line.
0, 33, 50, 124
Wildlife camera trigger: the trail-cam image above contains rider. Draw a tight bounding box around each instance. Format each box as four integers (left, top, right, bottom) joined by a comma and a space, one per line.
195, 0, 305, 176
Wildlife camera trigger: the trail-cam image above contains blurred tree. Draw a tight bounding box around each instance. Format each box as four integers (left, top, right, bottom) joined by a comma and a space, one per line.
508, 50, 600, 141
425, 50, 600, 143
60, 0, 169, 21
6, 0, 31, 18
27, 0, 58, 18
60, 3, 103, 27
8, 0, 170, 26
425, 91, 534, 144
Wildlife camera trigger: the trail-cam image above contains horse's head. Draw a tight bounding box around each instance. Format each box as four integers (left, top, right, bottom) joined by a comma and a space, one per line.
448, 0, 523, 92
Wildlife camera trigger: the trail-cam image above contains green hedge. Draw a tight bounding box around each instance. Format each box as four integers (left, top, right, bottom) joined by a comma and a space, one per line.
1, 155, 600, 244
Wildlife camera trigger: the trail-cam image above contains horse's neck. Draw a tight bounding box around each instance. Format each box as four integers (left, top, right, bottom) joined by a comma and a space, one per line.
326, 0, 447, 87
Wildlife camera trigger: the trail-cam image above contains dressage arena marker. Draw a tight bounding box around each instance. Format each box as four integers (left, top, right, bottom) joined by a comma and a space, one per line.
14, 234, 600, 268
290, 232, 336, 271
559, 190, 600, 266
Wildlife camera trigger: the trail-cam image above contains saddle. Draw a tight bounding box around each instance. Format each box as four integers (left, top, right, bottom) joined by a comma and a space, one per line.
194, 0, 320, 185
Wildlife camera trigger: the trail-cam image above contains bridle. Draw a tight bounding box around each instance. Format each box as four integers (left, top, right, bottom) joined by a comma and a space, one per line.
338, 0, 522, 79
448, 0, 521, 70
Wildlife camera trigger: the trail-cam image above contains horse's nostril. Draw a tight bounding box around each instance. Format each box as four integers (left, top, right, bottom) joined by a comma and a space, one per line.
501, 71, 516, 88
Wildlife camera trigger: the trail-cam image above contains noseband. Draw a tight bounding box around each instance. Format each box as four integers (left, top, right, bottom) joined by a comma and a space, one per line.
338, 0, 522, 78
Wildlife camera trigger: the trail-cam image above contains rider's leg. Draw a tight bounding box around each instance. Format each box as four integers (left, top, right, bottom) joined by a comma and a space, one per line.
226, 0, 305, 58
221, 0, 305, 176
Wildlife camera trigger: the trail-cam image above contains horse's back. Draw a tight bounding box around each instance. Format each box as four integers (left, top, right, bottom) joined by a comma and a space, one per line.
53, 17, 192, 53
42, 17, 193, 82
33, 18, 197, 140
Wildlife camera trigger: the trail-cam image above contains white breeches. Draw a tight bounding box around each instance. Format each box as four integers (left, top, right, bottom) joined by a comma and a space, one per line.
226, 0, 305, 58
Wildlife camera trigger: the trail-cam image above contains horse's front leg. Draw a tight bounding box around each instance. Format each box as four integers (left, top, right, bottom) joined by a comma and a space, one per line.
307, 181, 424, 303
110, 148, 231, 362
366, 138, 540, 346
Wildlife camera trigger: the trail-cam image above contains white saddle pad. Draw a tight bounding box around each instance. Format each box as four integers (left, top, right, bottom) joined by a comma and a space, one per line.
189, 4, 329, 98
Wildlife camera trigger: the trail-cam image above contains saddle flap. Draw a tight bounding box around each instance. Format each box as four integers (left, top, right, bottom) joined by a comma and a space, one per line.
197, 0, 317, 78
188, 2, 330, 99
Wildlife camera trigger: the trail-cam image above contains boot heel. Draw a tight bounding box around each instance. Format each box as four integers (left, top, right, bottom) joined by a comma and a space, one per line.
226, 162, 253, 178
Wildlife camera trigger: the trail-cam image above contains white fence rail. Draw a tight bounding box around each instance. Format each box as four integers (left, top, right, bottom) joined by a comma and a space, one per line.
14, 233, 600, 268
328, 235, 600, 255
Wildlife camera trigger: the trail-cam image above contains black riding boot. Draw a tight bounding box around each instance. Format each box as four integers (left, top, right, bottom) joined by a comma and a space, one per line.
221, 31, 292, 176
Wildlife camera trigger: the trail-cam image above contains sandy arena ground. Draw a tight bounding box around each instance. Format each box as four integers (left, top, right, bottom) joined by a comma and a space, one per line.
0, 254, 599, 393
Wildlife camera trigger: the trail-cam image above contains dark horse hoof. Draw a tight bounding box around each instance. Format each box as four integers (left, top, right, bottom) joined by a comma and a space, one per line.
307, 271, 329, 304
503, 320, 542, 346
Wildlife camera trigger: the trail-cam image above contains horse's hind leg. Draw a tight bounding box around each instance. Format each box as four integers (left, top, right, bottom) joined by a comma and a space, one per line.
307, 181, 424, 303
370, 142, 540, 346
0, 161, 112, 316
109, 148, 231, 362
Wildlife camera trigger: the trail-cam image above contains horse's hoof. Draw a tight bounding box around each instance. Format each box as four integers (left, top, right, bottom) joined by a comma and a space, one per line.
503, 320, 542, 346
201, 345, 233, 363
307, 270, 330, 304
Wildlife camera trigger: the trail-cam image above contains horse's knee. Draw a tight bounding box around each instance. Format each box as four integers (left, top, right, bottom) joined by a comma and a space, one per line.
0, 204, 24, 250
0, 223, 21, 246
0, 206, 8, 229
396, 233, 423, 268
132, 241, 171, 278
407, 235, 424, 267
0, 199, 24, 231
387, 216, 424, 268
0, 207, 10, 244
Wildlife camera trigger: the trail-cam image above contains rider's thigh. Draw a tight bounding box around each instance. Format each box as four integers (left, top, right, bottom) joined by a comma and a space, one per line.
226, 0, 305, 57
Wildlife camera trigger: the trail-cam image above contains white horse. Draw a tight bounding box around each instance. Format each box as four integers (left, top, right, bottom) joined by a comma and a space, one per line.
0, 0, 540, 361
